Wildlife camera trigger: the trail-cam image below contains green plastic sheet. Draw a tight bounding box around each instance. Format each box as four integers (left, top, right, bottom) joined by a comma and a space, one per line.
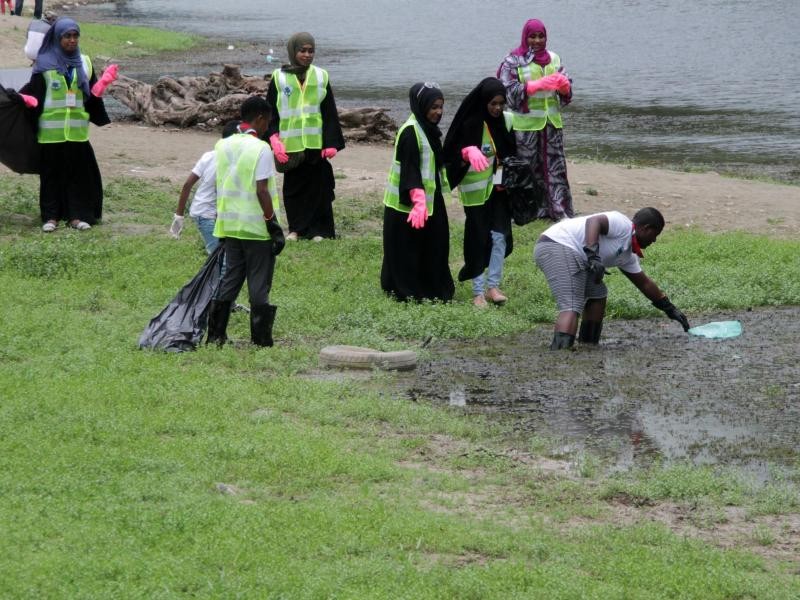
688, 321, 742, 339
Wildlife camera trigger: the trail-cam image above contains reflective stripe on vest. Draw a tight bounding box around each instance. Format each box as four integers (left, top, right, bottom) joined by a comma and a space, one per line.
38, 55, 93, 143
273, 66, 329, 152
383, 115, 450, 215
458, 123, 495, 207
213, 134, 280, 241
512, 51, 563, 131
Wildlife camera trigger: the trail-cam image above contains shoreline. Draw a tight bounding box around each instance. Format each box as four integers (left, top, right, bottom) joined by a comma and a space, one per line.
1, 16, 799, 238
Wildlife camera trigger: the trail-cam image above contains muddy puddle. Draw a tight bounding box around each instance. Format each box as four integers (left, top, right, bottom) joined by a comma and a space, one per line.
403, 307, 800, 482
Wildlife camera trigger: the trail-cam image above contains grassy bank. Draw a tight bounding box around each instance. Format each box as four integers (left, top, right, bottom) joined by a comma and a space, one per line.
1, 173, 799, 598
79, 22, 200, 60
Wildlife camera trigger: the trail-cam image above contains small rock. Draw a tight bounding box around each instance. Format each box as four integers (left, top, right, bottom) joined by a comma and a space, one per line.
215, 483, 241, 495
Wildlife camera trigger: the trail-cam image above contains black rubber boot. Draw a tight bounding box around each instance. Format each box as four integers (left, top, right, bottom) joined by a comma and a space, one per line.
578, 320, 603, 345
206, 300, 232, 346
250, 303, 277, 347
550, 331, 575, 350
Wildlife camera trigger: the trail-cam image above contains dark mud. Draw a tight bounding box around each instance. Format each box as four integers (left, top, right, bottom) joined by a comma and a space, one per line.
403, 307, 800, 481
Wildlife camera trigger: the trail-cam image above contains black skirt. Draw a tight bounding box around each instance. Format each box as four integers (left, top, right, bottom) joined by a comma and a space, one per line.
458, 188, 513, 282
39, 141, 103, 224
381, 192, 454, 302
282, 151, 336, 239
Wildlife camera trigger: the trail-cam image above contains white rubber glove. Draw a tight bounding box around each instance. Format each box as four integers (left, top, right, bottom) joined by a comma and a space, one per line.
169, 214, 184, 239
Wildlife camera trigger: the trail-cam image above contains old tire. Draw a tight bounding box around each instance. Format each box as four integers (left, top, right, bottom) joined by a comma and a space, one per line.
319, 345, 417, 371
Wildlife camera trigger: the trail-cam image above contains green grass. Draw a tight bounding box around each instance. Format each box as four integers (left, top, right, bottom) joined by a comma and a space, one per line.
80, 23, 200, 60
1, 174, 799, 597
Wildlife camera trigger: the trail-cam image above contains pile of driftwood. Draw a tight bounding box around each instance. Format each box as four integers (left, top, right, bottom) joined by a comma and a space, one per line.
107, 64, 397, 142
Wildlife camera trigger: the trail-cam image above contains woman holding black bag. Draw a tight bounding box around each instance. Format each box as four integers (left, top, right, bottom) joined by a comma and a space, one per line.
443, 77, 516, 307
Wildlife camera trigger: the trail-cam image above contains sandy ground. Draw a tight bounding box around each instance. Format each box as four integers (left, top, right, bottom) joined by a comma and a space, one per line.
6, 121, 798, 238
2, 16, 799, 236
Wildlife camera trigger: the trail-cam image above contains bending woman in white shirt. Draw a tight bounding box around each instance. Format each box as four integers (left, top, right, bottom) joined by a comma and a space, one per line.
534, 207, 691, 349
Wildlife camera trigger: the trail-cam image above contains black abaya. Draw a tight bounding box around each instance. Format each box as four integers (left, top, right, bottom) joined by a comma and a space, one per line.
22, 71, 110, 225
443, 78, 517, 284
381, 126, 454, 302
265, 77, 345, 239
458, 189, 513, 282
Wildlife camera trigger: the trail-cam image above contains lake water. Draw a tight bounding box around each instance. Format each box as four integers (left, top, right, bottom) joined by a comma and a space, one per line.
78, 0, 800, 181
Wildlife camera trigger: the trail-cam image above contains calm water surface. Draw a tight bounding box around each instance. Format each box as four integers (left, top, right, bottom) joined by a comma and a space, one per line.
82, 0, 800, 180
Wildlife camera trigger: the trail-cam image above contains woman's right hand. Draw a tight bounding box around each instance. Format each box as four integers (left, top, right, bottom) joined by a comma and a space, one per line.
269, 134, 289, 164
406, 188, 428, 229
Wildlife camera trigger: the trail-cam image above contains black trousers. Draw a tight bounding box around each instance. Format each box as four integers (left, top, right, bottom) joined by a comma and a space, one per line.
15, 0, 43, 17
215, 238, 275, 305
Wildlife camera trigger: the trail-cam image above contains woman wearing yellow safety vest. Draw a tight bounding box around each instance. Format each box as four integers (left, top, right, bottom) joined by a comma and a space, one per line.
381, 82, 454, 303
264, 32, 345, 241
498, 18, 574, 221
443, 78, 517, 308
21, 17, 115, 233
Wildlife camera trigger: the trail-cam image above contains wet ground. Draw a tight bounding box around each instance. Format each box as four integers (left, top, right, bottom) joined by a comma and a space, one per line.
403, 307, 800, 482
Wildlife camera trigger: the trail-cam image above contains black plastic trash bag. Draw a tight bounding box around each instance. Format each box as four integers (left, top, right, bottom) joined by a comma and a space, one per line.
138, 244, 225, 352
501, 156, 543, 226
0, 84, 40, 174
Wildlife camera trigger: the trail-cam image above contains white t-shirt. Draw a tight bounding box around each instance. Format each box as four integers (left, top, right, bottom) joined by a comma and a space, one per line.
188, 151, 217, 219
542, 211, 642, 274
254, 144, 275, 182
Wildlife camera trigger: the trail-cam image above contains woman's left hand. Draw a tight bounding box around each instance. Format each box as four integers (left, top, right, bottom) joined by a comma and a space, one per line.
19, 94, 38, 108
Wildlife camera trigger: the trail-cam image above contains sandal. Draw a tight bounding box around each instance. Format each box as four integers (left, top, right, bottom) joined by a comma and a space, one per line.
42, 221, 57, 233
69, 220, 92, 231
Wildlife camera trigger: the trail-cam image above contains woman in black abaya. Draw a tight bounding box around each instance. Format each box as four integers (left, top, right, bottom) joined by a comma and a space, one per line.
443, 77, 516, 307
265, 32, 345, 241
380, 82, 454, 302
22, 17, 110, 232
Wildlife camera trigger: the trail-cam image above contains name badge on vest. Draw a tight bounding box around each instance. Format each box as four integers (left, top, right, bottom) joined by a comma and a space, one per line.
493, 167, 503, 185
65, 91, 77, 108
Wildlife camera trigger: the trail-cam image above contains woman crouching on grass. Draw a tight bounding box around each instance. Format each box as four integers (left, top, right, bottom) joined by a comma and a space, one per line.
534, 207, 691, 349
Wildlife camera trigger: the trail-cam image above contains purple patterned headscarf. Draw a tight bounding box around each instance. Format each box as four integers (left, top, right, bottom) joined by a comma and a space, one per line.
511, 19, 551, 66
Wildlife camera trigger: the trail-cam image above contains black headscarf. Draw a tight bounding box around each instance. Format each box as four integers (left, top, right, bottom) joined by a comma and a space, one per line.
443, 77, 516, 188
408, 82, 444, 160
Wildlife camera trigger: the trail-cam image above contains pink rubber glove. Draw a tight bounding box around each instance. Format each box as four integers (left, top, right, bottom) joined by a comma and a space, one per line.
19, 94, 38, 108
553, 73, 571, 95
461, 146, 489, 172
90, 64, 118, 97
321, 148, 337, 159
525, 74, 561, 95
406, 188, 428, 229
269, 134, 289, 164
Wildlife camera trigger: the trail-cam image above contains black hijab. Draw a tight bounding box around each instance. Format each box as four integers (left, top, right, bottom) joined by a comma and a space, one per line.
408, 82, 444, 160
443, 77, 515, 188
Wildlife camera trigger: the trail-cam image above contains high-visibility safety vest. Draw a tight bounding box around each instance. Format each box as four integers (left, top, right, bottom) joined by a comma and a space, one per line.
384, 115, 450, 216
213, 134, 280, 241
38, 55, 93, 144
272, 66, 328, 152
458, 112, 514, 207
512, 51, 563, 132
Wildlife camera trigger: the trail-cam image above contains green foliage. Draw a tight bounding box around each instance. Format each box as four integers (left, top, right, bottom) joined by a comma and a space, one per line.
1, 176, 799, 597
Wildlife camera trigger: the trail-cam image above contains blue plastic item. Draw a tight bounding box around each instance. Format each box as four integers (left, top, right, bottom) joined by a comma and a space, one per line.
688, 321, 742, 339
